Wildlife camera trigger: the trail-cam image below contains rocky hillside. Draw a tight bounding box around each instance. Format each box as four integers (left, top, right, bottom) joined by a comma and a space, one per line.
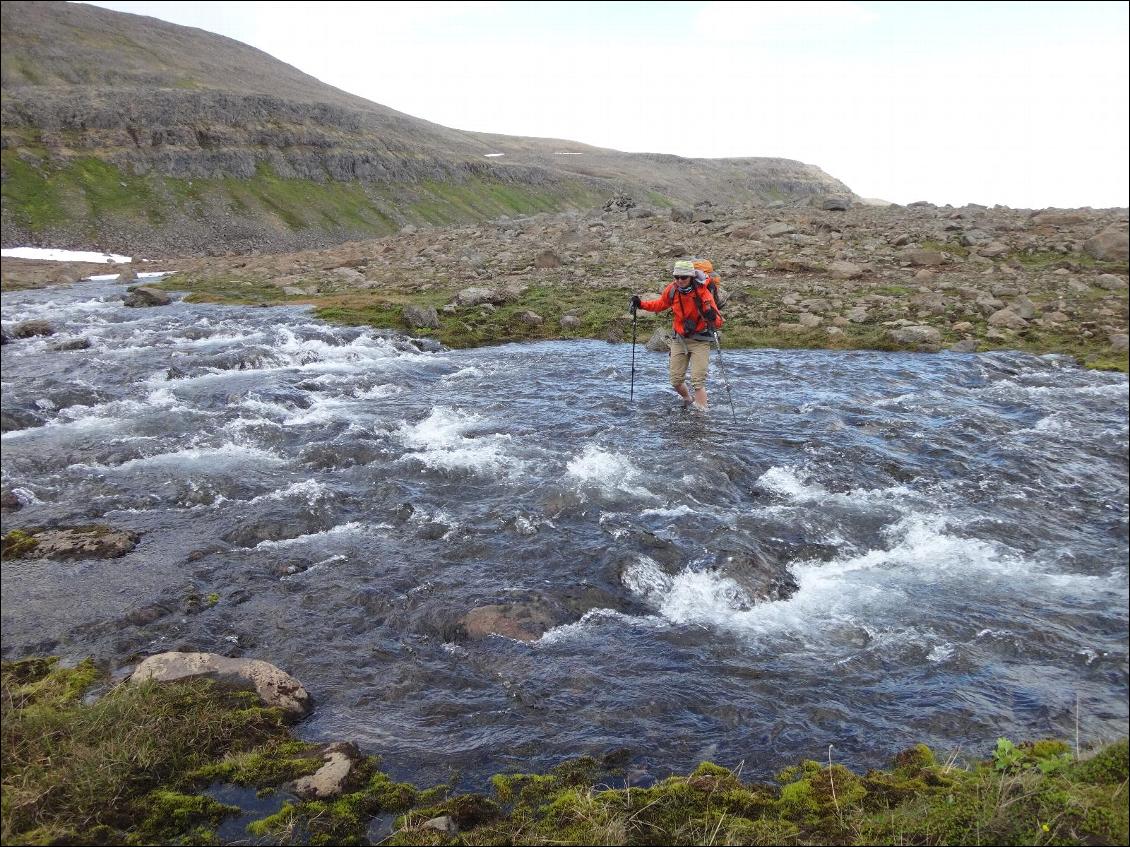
1, 1, 854, 255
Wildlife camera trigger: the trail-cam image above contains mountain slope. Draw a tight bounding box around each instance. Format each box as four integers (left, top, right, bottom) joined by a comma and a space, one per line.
1, 1, 855, 255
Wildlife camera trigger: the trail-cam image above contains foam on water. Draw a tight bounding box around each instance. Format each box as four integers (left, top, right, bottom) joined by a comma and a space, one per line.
248, 479, 331, 506
396, 407, 519, 476
252, 522, 368, 549
566, 444, 657, 500
592, 508, 1121, 652
73, 443, 284, 473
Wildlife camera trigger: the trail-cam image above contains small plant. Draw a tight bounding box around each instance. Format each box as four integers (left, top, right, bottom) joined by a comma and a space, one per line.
993, 737, 1025, 772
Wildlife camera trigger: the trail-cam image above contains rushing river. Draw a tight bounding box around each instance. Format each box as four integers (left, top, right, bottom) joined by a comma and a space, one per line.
2, 277, 1127, 788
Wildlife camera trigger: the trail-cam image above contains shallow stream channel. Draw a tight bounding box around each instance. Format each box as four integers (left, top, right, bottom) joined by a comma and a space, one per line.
2, 276, 1127, 789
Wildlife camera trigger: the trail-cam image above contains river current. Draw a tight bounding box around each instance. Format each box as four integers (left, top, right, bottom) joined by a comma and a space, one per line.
2, 277, 1127, 787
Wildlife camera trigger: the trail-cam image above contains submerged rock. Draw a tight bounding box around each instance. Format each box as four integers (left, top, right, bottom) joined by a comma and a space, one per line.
129, 651, 312, 719
457, 587, 626, 643
716, 551, 800, 605
462, 602, 560, 642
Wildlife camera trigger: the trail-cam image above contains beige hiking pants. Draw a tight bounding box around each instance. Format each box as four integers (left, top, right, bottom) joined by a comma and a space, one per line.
668, 337, 711, 390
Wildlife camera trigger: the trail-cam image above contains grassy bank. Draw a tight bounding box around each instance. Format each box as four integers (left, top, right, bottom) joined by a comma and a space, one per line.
157, 272, 1130, 372
2, 656, 1127, 845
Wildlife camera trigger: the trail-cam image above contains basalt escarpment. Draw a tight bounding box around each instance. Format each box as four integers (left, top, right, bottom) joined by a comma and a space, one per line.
1, 1, 855, 255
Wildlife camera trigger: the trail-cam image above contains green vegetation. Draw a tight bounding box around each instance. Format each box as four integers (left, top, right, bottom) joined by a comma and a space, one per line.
151, 270, 1128, 372
3, 655, 1127, 845
919, 240, 970, 258
0, 656, 291, 844
1, 529, 40, 560
1006, 249, 1128, 275
1, 152, 602, 239
408, 178, 601, 226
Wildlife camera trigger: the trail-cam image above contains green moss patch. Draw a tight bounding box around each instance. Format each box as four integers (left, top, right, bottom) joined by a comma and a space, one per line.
1, 655, 1126, 845
1, 656, 290, 845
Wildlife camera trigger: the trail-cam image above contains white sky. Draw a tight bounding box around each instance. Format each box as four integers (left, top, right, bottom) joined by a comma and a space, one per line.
82, 1, 1129, 208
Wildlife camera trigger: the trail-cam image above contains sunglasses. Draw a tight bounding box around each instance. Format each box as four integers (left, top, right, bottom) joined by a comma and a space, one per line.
673, 274, 693, 280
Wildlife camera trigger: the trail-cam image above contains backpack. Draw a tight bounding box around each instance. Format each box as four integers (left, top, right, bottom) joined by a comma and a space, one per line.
692, 258, 725, 310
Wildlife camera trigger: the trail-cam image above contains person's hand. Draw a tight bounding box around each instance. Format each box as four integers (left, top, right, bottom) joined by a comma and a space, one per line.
630, 295, 642, 311
703, 307, 719, 325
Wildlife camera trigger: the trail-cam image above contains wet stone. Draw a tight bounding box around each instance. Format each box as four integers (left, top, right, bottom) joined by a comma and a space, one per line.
1, 525, 139, 561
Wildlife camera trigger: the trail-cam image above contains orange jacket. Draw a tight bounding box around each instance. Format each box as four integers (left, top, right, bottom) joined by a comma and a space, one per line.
639, 281, 724, 337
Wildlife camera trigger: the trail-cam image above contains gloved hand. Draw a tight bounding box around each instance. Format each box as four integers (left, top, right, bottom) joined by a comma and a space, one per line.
630, 295, 642, 311
703, 307, 719, 325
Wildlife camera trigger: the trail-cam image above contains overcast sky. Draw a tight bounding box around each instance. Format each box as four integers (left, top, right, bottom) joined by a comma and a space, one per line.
83, 1, 1129, 209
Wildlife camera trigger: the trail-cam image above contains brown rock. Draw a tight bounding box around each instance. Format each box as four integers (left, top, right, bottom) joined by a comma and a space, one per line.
1010, 295, 1036, 320
534, 250, 563, 269
828, 260, 863, 280
902, 248, 946, 267
988, 309, 1028, 330
123, 286, 172, 307
1095, 274, 1128, 291
888, 325, 942, 346
462, 602, 560, 642
2, 525, 138, 560
292, 742, 363, 799
13, 320, 54, 338
1083, 229, 1129, 262
130, 652, 312, 719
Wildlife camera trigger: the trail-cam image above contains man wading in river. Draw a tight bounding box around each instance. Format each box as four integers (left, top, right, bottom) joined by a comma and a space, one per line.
630, 260, 724, 410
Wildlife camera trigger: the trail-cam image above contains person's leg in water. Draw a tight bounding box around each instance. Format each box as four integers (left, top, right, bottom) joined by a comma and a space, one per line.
689, 339, 711, 409
669, 338, 692, 405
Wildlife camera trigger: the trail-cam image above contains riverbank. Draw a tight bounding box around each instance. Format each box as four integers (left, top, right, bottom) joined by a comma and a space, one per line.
3, 656, 1126, 846
4, 203, 1128, 370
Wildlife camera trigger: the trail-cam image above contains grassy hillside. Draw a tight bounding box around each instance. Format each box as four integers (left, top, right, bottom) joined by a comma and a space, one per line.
2, 150, 604, 248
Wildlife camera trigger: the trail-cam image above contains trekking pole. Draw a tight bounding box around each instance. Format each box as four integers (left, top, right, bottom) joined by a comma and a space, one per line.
712, 330, 738, 424
629, 306, 638, 403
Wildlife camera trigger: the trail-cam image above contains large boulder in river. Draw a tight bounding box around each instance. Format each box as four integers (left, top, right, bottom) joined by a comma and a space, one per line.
123, 285, 172, 307
1, 525, 139, 560
130, 651, 312, 719
12, 320, 54, 338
